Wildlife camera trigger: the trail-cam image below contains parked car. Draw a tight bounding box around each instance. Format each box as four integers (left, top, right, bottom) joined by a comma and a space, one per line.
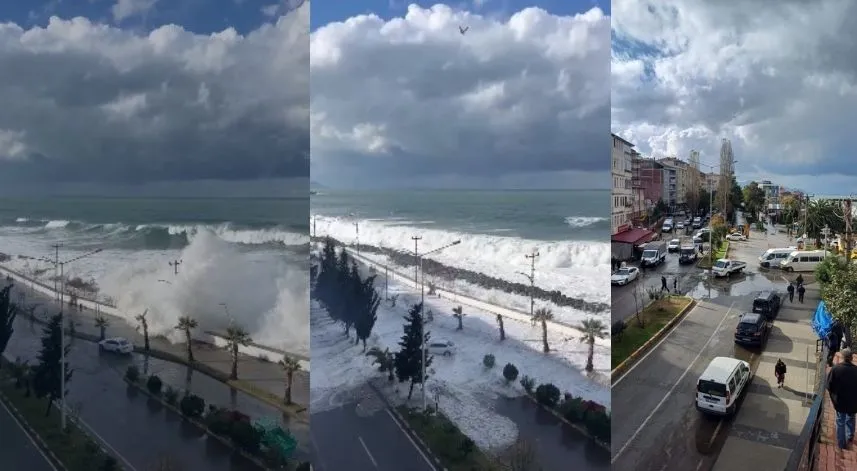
752, 291, 781, 320
428, 340, 455, 356
696, 357, 752, 416
98, 337, 133, 354
734, 313, 769, 347
667, 239, 681, 252
611, 266, 640, 285
676, 222, 685, 230
726, 232, 747, 241
712, 259, 747, 277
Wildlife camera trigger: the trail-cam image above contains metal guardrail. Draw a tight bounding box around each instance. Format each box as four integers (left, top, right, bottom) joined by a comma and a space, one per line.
784, 343, 829, 471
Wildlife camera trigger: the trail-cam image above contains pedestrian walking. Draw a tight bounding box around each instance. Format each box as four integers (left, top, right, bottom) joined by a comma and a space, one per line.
661, 275, 669, 292
673, 277, 678, 292
829, 329, 843, 366
828, 348, 857, 449
798, 283, 806, 303
787, 283, 795, 302
775, 359, 787, 388
796, 274, 804, 286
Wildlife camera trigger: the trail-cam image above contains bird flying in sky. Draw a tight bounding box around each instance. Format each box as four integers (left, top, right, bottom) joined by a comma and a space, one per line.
459, 25, 469, 35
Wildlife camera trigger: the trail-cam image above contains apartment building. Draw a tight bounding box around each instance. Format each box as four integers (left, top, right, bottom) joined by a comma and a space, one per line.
632, 155, 664, 216
703, 172, 721, 193
612, 133, 635, 234
657, 157, 690, 210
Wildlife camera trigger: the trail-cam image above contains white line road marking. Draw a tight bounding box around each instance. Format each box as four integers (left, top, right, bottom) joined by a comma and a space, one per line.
615, 300, 707, 386
696, 459, 704, 471
67, 407, 139, 471
0, 398, 60, 471
385, 408, 438, 470
707, 420, 723, 448
612, 302, 735, 464
358, 436, 379, 468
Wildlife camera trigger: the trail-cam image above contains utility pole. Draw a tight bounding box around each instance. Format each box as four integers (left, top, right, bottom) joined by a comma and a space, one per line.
525, 252, 539, 320
822, 225, 831, 258
169, 259, 182, 276
354, 222, 360, 257
312, 216, 316, 239
52, 243, 62, 302
384, 265, 389, 300
846, 199, 853, 264
411, 236, 422, 288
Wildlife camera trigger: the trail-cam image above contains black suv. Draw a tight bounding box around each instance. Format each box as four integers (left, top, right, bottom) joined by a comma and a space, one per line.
735, 313, 770, 347
752, 291, 781, 320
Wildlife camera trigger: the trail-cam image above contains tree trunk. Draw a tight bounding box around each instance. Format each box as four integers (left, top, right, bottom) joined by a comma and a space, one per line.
585, 339, 594, 372
230, 346, 239, 380
408, 381, 415, 400
44, 395, 53, 416
541, 320, 549, 353
285, 372, 293, 405
457, 316, 462, 330
185, 330, 194, 363
362, 338, 367, 352
99, 326, 105, 341
143, 328, 149, 351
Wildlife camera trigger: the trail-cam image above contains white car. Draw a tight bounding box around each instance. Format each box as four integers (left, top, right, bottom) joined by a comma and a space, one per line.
667, 239, 681, 252
98, 337, 133, 354
726, 233, 747, 241
676, 222, 685, 230
428, 340, 455, 357
611, 266, 639, 286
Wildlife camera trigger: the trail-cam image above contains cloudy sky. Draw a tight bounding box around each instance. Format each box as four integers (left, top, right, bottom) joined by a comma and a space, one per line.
0, 0, 308, 185
612, 0, 857, 195
310, 1, 610, 189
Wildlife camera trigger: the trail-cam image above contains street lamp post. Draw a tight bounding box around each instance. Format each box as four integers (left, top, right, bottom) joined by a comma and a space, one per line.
821, 225, 831, 257
417, 239, 462, 410
169, 259, 182, 276
516, 251, 539, 321
55, 247, 102, 430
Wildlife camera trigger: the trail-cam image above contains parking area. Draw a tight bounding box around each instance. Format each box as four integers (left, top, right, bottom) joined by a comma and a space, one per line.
611, 223, 820, 471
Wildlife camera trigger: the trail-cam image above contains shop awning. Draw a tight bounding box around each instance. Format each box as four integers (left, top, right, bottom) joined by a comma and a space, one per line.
611, 228, 655, 245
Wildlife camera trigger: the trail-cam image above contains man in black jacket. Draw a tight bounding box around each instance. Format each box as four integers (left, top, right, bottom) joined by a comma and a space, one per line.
828, 348, 857, 449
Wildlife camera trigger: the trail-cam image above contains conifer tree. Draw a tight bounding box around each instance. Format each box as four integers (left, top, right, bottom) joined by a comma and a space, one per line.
32, 313, 73, 416
395, 303, 432, 399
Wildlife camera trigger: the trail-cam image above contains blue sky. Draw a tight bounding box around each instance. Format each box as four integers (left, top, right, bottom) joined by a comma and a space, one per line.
311, 0, 607, 29
0, 0, 298, 33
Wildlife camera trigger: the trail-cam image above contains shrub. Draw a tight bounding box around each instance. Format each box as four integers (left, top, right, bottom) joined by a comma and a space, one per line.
483, 354, 496, 368
163, 386, 179, 405
205, 408, 232, 437
146, 375, 163, 395
179, 393, 205, 419
230, 420, 262, 454
296, 462, 312, 471
84, 440, 100, 455
584, 410, 611, 442
535, 383, 561, 408
502, 363, 519, 382
520, 375, 535, 393
100, 456, 118, 471
559, 396, 585, 422
125, 365, 140, 383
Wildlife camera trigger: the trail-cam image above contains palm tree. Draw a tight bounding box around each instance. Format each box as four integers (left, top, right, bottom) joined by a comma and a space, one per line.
278, 355, 302, 404
135, 309, 150, 352
224, 324, 252, 380
579, 318, 607, 372
452, 306, 465, 330
94, 314, 109, 341
532, 307, 553, 353
175, 316, 198, 363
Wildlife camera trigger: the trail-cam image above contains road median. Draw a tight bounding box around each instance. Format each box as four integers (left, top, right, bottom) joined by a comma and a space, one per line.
697, 241, 730, 269
611, 296, 695, 381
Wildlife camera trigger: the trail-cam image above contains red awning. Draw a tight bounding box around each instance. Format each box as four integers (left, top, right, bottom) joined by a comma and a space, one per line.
612, 228, 655, 244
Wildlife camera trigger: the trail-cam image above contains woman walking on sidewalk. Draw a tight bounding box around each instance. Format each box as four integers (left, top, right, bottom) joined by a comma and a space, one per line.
775, 359, 787, 388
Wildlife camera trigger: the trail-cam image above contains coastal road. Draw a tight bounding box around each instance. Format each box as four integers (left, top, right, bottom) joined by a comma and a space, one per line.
310, 384, 437, 471
611, 238, 707, 323
610, 297, 762, 471
0, 397, 57, 471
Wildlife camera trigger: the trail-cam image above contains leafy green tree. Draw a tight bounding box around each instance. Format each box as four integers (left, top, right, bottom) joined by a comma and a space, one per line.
0, 285, 18, 365
224, 324, 252, 380
394, 303, 432, 399
32, 313, 72, 416
742, 181, 766, 221
824, 264, 857, 346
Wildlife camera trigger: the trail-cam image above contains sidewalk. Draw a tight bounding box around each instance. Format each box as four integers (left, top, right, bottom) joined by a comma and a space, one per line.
7, 278, 309, 412
815, 367, 857, 471
712, 282, 820, 471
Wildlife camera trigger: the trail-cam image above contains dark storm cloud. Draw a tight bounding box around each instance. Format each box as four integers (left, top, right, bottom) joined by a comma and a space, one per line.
0, 6, 309, 183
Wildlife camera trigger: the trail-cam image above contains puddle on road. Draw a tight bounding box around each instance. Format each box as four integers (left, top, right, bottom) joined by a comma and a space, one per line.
687, 267, 791, 300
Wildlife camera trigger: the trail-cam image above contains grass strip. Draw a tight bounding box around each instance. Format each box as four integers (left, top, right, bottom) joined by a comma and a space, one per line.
0, 366, 117, 470
396, 406, 497, 471
611, 297, 693, 369
697, 241, 730, 268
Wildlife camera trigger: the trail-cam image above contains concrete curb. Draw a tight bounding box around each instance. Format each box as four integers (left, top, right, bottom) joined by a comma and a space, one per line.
123, 377, 274, 471
20, 310, 307, 422
611, 297, 696, 381
521, 393, 610, 452
0, 388, 70, 471
366, 381, 449, 471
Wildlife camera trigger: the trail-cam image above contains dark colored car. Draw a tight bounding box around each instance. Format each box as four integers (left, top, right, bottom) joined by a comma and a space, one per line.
752, 291, 781, 320
735, 313, 769, 347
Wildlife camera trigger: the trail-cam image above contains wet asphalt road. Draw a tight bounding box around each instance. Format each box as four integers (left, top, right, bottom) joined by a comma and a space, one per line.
0, 396, 57, 471
310, 384, 437, 471
611, 225, 802, 471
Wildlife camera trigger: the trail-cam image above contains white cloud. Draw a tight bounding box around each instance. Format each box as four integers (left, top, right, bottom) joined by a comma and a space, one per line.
611, 0, 857, 192
0, 4, 309, 182
310, 4, 610, 186
112, 0, 159, 23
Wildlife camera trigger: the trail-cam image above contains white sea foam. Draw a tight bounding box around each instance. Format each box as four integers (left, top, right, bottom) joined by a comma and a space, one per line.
44, 220, 70, 228
565, 216, 606, 228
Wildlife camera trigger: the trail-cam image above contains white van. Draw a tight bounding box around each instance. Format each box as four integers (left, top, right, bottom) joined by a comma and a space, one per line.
696, 357, 752, 416
758, 247, 797, 269
779, 250, 827, 272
